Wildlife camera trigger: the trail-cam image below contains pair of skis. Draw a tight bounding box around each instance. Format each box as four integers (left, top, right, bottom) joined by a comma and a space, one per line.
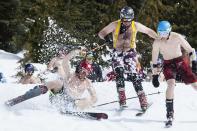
116, 103, 153, 116
61, 104, 151, 120
65, 102, 152, 120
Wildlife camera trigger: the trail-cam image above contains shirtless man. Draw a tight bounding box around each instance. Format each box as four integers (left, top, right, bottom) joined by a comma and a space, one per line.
151, 20, 197, 127
5, 49, 97, 112
19, 63, 41, 84
98, 6, 158, 110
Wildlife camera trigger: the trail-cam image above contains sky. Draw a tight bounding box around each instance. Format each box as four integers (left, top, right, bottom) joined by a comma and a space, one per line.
0, 49, 197, 131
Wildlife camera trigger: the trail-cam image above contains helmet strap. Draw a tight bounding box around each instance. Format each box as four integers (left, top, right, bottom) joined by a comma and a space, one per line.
167, 32, 171, 40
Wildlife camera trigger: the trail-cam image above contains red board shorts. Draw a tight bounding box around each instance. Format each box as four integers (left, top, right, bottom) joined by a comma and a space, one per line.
163, 56, 197, 84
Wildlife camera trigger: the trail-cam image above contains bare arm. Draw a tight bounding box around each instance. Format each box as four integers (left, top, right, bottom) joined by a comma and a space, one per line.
152, 41, 160, 74
62, 49, 80, 81
86, 82, 97, 105
75, 81, 97, 110
47, 58, 56, 70
98, 21, 116, 39
178, 34, 196, 61
135, 22, 159, 39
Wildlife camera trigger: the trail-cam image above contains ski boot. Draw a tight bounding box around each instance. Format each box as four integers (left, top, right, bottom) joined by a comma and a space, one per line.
165, 111, 174, 128
118, 90, 127, 110
138, 91, 148, 111
5, 96, 25, 106
5, 85, 48, 106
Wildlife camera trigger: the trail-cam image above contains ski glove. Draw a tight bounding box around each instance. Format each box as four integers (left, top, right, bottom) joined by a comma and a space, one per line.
104, 35, 113, 45
192, 61, 197, 74
152, 74, 160, 88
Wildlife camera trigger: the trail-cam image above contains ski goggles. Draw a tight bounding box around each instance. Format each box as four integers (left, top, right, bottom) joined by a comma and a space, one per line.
158, 31, 170, 37
121, 18, 132, 22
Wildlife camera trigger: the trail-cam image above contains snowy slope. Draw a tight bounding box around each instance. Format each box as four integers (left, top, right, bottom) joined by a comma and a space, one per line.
1, 51, 197, 131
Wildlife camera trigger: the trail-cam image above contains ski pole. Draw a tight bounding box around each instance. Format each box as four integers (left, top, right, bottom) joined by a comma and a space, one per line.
93, 91, 162, 108
158, 65, 164, 77
90, 43, 106, 52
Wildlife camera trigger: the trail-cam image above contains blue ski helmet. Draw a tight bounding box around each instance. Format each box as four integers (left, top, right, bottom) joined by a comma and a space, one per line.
25, 63, 34, 74
157, 21, 171, 37
120, 6, 134, 22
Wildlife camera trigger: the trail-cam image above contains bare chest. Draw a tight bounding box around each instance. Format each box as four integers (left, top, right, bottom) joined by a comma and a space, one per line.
67, 76, 87, 94
114, 27, 135, 51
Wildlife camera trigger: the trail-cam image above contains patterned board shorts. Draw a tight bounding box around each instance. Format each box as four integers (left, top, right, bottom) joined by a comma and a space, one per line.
163, 57, 197, 84
49, 87, 76, 112
112, 49, 138, 74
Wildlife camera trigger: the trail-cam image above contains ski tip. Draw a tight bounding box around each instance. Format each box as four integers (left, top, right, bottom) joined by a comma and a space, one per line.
135, 112, 144, 116
4, 101, 13, 107
97, 113, 108, 120
165, 124, 172, 128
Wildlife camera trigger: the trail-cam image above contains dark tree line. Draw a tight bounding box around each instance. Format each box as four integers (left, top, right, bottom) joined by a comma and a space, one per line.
0, 0, 196, 67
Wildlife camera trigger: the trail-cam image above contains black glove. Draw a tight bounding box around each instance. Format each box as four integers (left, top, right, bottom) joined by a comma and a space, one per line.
51, 67, 58, 73
192, 61, 197, 74
104, 34, 113, 45
152, 74, 160, 88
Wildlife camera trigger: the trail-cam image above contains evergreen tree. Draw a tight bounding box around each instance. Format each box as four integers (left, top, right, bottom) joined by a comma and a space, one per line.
0, 0, 21, 52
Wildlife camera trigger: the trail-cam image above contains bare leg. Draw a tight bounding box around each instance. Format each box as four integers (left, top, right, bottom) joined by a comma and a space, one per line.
165, 79, 176, 122
45, 79, 64, 93
166, 79, 176, 99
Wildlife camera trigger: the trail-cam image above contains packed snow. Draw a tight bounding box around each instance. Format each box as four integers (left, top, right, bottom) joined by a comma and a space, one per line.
0, 50, 197, 131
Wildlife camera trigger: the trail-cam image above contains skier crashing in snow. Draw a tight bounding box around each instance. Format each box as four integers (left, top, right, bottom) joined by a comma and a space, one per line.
5, 49, 97, 112
151, 21, 197, 127
98, 6, 159, 111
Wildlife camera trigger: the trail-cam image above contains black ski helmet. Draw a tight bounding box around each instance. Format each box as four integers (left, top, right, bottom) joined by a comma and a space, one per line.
120, 6, 134, 21
25, 63, 34, 74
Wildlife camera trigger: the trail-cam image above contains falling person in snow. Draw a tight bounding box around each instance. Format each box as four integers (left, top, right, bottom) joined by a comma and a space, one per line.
5, 49, 98, 114
151, 21, 197, 127
98, 6, 159, 111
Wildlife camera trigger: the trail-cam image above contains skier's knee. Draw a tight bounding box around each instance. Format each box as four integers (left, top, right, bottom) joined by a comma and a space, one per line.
115, 67, 124, 77
115, 67, 125, 88
167, 79, 176, 88
38, 85, 48, 94
133, 81, 143, 93
131, 74, 143, 93
27, 85, 48, 97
